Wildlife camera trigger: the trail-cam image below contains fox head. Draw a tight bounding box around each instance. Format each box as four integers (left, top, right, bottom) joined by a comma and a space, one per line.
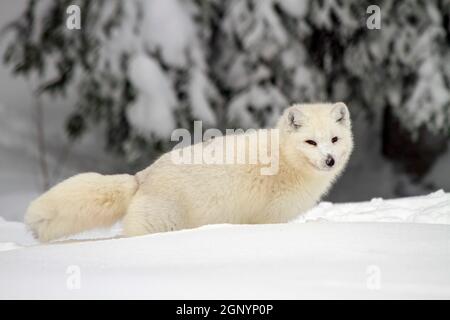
278, 102, 354, 174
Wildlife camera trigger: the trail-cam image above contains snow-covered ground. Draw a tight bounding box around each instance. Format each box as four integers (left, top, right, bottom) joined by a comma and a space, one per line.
0, 190, 449, 299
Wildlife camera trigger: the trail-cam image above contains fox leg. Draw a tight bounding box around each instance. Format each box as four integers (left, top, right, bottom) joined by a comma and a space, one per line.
122, 192, 185, 237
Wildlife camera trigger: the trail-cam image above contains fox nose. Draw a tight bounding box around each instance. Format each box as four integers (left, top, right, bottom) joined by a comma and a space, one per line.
325, 155, 335, 168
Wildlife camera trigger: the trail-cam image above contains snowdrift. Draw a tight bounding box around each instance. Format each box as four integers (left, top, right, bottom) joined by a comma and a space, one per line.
0, 190, 449, 299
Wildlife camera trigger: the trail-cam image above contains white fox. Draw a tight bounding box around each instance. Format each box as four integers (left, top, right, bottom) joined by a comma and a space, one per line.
26, 102, 353, 242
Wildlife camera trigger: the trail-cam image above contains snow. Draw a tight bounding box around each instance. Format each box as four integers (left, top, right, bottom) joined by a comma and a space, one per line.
226, 0, 288, 59
297, 190, 450, 224
310, 0, 359, 31
127, 54, 177, 137
141, 0, 196, 68
125, 0, 219, 134
1, 191, 449, 299
276, 0, 309, 18
403, 57, 450, 132
188, 68, 218, 126
227, 85, 286, 128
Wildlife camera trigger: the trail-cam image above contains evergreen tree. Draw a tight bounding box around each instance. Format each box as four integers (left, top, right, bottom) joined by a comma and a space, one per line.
3, 0, 450, 177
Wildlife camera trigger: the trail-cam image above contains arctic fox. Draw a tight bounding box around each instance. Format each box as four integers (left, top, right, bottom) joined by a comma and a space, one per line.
26, 102, 353, 242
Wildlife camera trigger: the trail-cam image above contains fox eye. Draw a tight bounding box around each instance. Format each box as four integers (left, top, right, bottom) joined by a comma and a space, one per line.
332, 136, 339, 143
305, 140, 317, 146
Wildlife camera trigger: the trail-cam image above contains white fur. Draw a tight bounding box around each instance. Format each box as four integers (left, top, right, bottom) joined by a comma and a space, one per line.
25, 103, 353, 242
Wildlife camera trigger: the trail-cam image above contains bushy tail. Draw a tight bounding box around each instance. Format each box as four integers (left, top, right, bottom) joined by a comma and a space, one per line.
25, 173, 138, 242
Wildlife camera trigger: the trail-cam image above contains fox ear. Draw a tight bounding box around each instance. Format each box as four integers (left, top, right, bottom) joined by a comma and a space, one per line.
331, 102, 350, 125
286, 107, 305, 130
